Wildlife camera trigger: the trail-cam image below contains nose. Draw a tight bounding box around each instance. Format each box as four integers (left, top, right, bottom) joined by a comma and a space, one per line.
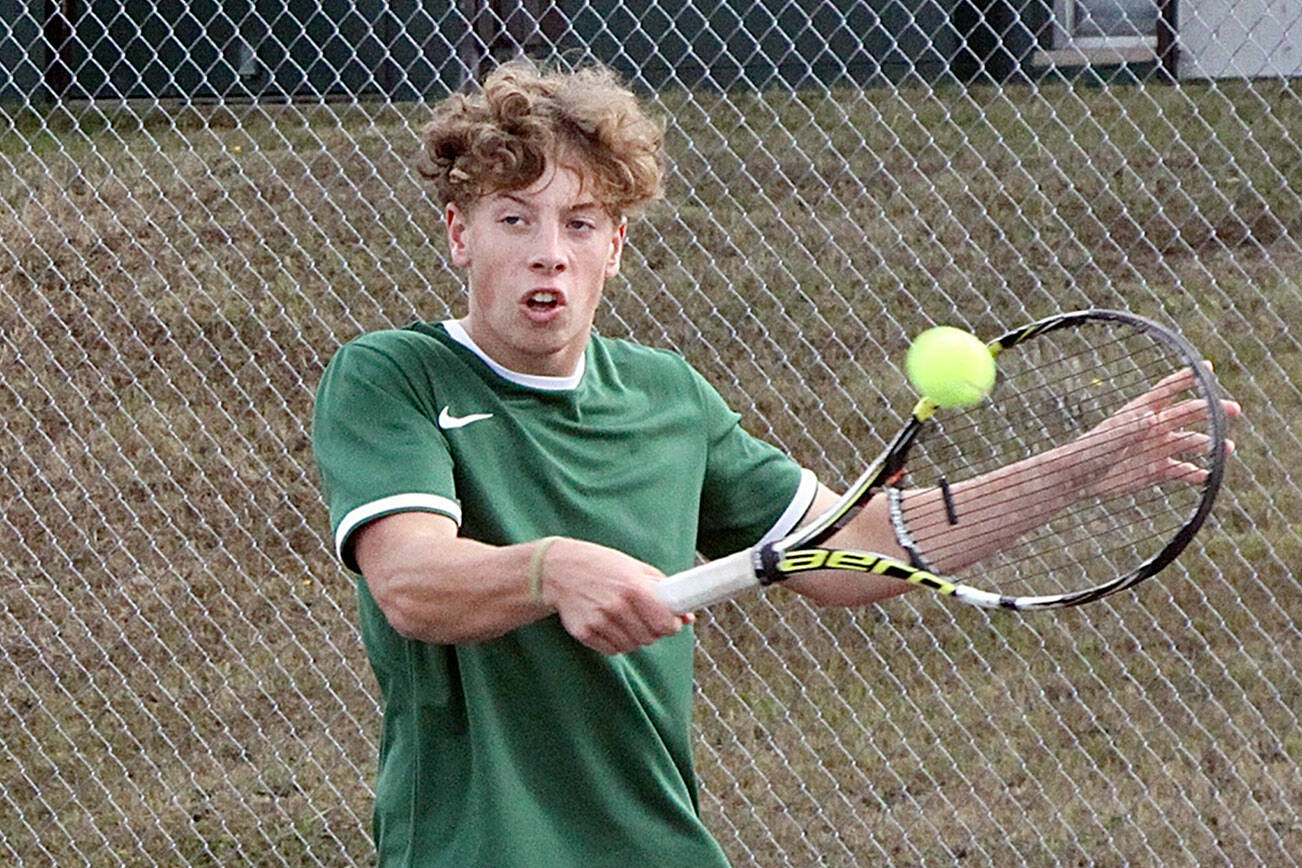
529, 222, 566, 273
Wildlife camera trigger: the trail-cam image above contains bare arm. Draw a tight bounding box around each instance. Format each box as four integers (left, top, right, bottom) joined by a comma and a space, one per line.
353, 512, 691, 654
778, 485, 913, 606
786, 366, 1239, 608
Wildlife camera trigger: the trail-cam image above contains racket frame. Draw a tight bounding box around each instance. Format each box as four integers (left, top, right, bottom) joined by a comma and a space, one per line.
656, 309, 1226, 612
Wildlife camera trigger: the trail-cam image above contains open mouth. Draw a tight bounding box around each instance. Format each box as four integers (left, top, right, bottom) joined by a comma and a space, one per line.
524, 290, 562, 312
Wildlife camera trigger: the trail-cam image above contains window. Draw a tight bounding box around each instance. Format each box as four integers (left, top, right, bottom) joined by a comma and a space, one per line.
1038, 0, 1159, 65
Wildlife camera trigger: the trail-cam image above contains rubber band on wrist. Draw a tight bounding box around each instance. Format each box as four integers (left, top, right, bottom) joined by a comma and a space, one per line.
528, 536, 561, 606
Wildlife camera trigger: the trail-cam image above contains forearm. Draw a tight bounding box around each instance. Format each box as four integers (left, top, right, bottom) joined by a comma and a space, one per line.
895, 440, 1090, 575
353, 511, 689, 653
784, 448, 1077, 607
759, 365, 1237, 611
357, 518, 548, 644
902, 371, 1238, 574
783, 487, 916, 607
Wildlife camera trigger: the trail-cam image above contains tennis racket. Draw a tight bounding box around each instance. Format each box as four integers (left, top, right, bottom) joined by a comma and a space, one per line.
657, 309, 1228, 611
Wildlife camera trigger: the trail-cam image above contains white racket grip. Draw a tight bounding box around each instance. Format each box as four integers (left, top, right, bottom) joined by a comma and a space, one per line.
655, 549, 762, 613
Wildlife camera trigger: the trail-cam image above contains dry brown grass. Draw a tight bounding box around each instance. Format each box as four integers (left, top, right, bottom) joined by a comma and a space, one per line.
2, 78, 1300, 864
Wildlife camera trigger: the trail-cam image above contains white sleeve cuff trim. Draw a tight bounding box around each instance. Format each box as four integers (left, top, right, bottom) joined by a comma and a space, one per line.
334, 493, 462, 566
757, 469, 819, 548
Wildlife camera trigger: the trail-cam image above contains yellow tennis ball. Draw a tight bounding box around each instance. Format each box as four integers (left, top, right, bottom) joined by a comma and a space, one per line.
905, 326, 996, 408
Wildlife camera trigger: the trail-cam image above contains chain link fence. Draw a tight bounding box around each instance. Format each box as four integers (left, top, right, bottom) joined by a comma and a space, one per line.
3, 1, 1300, 864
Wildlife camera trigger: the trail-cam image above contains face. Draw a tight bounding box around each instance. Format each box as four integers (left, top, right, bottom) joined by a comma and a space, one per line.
446, 162, 627, 377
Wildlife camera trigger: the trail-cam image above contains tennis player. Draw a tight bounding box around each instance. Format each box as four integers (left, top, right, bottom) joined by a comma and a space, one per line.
312, 60, 1235, 866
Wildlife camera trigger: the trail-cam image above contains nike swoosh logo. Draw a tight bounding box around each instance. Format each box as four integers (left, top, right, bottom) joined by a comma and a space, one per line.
438, 407, 494, 430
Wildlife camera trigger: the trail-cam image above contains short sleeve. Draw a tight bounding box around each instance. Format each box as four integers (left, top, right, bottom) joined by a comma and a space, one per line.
312, 333, 460, 572
691, 368, 818, 560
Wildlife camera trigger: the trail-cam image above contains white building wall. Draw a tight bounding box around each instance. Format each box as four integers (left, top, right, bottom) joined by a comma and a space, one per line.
1178, 0, 1302, 78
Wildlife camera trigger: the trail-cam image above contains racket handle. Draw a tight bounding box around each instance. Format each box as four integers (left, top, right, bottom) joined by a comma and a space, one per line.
655, 549, 760, 613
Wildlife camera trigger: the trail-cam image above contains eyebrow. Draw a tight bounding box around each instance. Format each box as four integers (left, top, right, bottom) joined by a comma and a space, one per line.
498, 192, 604, 214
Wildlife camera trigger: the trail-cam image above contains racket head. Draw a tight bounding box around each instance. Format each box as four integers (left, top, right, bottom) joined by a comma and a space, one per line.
892, 309, 1227, 609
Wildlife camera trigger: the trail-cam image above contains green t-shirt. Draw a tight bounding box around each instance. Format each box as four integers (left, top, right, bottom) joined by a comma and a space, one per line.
312, 320, 815, 867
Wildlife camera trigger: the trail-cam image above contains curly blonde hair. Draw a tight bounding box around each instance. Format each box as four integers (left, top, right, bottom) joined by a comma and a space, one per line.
416, 61, 665, 218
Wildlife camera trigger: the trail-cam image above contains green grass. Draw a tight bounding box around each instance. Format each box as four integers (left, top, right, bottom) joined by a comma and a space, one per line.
2, 77, 1300, 865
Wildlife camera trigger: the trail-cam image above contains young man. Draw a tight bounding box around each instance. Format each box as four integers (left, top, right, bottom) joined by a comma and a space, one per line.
312, 62, 1235, 866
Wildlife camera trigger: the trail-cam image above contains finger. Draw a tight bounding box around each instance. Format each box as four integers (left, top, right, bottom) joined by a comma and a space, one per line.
1157, 397, 1220, 430
611, 612, 659, 649
1162, 435, 1234, 479
1171, 450, 1221, 481
1143, 362, 1236, 420
1133, 366, 1197, 412
630, 591, 688, 639
1147, 399, 1236, 449
565, 606, 643, 654
615, 579, 694, 644
1146, 397, 1234, 443
1154, 428, 1215, 460
579, 630, 620, 656
587, 622, 637, 655
1093, 457, 1203, 497
1158, 458, 1208, 485
1121, 430, 1217, 479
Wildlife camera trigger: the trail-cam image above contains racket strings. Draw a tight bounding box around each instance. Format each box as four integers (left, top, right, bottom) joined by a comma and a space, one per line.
927, 345, 1161, 472
921, 363, 1161, 473
898, 420, 1211, 541
913, 489, 1196, 594
902, 484, 1199, 594
901, 474, 1202, 556
895, 322, 1217, 597
901, 396, 1211, 541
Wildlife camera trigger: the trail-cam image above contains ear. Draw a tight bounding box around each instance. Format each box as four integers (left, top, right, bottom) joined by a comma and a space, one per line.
604, 218, 628, 279
446, 203, 471, 267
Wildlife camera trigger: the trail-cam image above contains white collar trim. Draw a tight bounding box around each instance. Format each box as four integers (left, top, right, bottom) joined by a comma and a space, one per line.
443, 319, 585, 391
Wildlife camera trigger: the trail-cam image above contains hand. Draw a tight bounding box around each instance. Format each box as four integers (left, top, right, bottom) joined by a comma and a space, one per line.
1076, 362, 1239, 500
537, 538, 695, 655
